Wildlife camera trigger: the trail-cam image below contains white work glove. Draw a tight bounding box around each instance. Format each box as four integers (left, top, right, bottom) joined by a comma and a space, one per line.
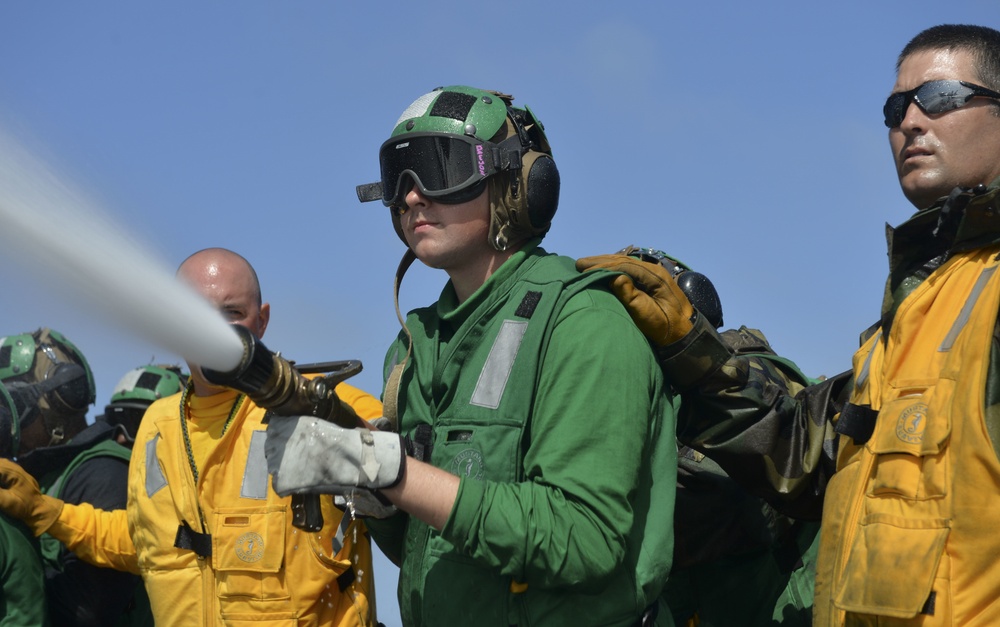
265, 416, 406, 497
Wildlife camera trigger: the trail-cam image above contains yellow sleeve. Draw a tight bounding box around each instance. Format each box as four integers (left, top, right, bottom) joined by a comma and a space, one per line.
48, 502, 139, 574
334, 382, 384, 421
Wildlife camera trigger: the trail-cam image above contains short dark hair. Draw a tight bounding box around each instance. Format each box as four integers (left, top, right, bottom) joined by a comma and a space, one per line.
898, 24, 1000, 91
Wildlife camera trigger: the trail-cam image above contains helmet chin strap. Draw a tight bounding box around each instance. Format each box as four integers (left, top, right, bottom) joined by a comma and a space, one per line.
381, 248, 417, 432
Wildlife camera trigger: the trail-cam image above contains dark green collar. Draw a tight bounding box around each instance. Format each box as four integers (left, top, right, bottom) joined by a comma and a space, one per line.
889, 183, 1000, 277
882, 180, 1000, 329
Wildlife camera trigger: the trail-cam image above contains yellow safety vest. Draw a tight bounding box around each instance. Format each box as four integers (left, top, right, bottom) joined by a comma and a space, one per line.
51, 383, 381, 627
815, 246, 1000, 626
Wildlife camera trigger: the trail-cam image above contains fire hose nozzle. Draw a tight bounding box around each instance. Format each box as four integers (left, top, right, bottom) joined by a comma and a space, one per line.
201, 325, 361, 429
201, 324, 275, 393
200, 324, 364, 532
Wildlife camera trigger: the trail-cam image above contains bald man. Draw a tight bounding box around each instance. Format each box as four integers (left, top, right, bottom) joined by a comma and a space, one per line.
176, 248, 270, 398
0, 248, 384, 627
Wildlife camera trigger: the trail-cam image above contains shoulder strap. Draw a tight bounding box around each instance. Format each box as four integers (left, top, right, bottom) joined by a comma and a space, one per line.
41, 438, 131, 571
45, 439, 130, 499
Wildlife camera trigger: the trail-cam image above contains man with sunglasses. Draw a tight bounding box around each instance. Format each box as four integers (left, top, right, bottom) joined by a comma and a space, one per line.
263, 86, 678, 626
580, 23, 1000, 627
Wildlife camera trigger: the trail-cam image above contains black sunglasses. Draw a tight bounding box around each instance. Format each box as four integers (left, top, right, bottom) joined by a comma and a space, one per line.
883, 79, 1000, 128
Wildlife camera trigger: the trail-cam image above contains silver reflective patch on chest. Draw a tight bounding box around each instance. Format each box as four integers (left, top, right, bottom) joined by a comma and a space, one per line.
241, 430, 269, 500
145, 434, 167, 497
470, 319, 528, 409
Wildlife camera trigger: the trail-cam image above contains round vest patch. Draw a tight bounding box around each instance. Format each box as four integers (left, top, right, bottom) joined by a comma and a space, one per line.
451, 448, 485, 480
896, 402, 929, 444
235, 532, 265, 563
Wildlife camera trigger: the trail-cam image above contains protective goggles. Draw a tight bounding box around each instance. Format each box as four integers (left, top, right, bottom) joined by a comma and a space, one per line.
103, 403, 149, 443
883, 79, 1000, 128
4, 362, 89, 428
357, 133, 509, 208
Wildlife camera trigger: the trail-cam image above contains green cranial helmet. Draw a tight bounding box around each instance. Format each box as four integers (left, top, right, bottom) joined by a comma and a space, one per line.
0, 328, 95, 445
0, 333, 38, 380
103, 364, 187, 443
357, 85, 560, 251
390, 85, 511, 140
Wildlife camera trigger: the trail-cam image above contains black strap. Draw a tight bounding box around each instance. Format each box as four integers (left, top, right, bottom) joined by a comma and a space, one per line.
921, 591, 936, 616
835, 403, 879, 444
515, 291, 542, 319
404, 423, 434, 463
174, 520, 212, 558
337, 568, 356, 592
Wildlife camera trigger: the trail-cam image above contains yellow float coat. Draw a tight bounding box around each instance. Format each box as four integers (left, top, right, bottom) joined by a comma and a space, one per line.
49, 382, 383, 626
816, 247, 1000, 625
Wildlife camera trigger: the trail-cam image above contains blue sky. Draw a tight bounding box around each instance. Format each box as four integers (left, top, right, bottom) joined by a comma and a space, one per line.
0, 2, 996, 624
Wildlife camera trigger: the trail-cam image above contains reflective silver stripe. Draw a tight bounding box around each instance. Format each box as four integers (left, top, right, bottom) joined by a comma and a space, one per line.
145, 435, 167, 497
470, 320, 528, 409
940, 265, 998, 352
241, 430, 269, 500
331, 511, 350, 555
855, 330, 881, 391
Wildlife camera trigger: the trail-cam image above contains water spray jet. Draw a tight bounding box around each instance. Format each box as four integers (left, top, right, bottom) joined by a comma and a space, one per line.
0, 127, 365, 531
0, 127, 244, 372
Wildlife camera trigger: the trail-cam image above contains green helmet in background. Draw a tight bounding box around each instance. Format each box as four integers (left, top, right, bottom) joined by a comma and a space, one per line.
357, 85, 560, 251
103, 364, 187, 443
0, 328, 95, 446
0, 333, 36, 380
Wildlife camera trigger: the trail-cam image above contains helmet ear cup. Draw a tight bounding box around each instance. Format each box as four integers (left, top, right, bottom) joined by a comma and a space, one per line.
523, 152, 559, 229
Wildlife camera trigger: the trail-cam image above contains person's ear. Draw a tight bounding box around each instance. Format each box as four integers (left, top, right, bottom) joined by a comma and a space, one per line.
257, 302, 271, 339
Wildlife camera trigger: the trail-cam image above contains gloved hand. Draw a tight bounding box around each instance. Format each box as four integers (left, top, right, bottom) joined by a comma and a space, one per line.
265, 416, 406, 497
0, 458, 63, 536
576, 254, 696, 347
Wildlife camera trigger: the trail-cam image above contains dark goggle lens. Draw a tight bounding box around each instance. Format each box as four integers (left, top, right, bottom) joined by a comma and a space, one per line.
44, 363, 90, 413
883, 79, 1000, 128
105, 404, 147, 442
378, 134, 490, 206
